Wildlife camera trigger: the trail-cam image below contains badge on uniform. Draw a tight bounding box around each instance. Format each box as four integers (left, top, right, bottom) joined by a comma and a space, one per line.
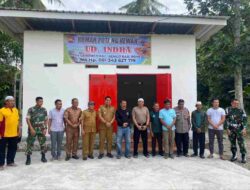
126, 112, 129, 116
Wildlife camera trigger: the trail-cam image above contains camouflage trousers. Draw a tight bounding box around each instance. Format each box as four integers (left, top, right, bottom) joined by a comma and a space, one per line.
25, 127, 47, 155
228, 130, 247, 155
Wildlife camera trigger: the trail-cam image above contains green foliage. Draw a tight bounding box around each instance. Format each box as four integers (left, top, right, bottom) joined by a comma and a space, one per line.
0, 0, 62, 9
0, 64, 18, 107
0, 31, 22, 65
119, 0, 167, 15
184, 0, 250, 110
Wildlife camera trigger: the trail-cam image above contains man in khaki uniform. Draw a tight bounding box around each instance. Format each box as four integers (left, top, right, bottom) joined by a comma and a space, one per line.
64, 98, 82, 161
81, 101, 97, 160
98, 96, 116, 159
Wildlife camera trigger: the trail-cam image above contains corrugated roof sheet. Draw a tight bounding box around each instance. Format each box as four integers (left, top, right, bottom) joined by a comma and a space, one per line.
0, 7, 230, 20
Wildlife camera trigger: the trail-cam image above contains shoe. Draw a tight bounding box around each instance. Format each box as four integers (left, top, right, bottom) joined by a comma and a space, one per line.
41, 153, 47, 163
72, 155, 79, 160
164, 153, 169, 159
169, 154, 174, 159
7, 163, 17, 167
0, 166, 4, 171
207, 154, 214, 159
176, 154, 181, 157
159, 152, 164, 156
50, 157, 57, 161
82, 157, 87, 161
133, 154, 138, 158
116, 155, 121, 159
65, 155, 71, 161
241, 154, 247, 164
184, 154, 190, 157
107, 153, 114, 158
152, 153, 156, 157
57, 156, 62, 161
125, 155, 131, 159
191, 154, 198, 157
25, 155, 31, 165
220, 155, 225, 160
230, 153, 237, 162
144, 154, 150, 158
88, 155, 94, 159
98, 154, 104, 159
200, 155, 205, 159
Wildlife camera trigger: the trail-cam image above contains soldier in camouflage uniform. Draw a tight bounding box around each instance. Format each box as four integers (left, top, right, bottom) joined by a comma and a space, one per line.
225, 99, 247, 163
25, 97, 48, 165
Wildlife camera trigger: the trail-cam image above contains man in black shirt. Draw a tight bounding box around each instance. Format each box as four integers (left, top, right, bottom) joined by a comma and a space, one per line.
115, 100, 131, 159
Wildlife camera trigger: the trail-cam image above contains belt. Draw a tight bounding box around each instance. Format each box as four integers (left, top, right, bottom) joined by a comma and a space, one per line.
138, 123, 146, 126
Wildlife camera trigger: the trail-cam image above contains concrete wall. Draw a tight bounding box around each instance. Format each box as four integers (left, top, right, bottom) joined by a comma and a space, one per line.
22, 31, 197, 136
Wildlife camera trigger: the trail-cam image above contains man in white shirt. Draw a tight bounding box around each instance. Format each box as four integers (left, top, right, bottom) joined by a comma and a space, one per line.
207, 98, 225, 160
48, 99, 65, 161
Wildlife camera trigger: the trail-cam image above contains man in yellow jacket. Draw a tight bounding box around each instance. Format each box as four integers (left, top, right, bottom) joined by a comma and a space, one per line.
0, 96, 21, 171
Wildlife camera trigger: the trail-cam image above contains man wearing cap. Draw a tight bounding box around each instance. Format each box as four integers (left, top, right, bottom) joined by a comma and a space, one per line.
0, 96, 21, 170
98, 96, 116, 159
174, 99, 191, 157
25, 97, 48, 165
81, 101, 97, 160
64, 98, 82, 161
191, 101, 207, 159
132, 98, 150, 158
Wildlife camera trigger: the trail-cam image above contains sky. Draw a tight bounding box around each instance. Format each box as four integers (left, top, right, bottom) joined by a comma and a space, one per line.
42, 0, 188, 14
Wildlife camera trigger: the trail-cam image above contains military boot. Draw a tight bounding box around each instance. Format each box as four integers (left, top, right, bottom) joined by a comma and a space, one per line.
241, 154, 247, 164
25, 155, 31, 165
230, 152, 237, 162
41, 153, 47, 163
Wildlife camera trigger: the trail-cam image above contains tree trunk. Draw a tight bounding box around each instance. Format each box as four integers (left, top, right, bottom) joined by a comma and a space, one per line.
233, 0, 244, 109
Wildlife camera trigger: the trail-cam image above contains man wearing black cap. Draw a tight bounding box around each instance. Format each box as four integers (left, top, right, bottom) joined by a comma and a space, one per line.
81, 101, 97, 160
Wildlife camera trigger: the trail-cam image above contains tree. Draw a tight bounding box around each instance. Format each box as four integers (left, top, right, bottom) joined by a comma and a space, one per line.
0, 0, 62, 9
184, 0, 250, 109
0, 0, 63, 108
119, 0, 167, 15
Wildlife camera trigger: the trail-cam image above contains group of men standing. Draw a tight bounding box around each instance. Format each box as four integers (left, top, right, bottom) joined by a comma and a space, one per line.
0, 95, 248, 171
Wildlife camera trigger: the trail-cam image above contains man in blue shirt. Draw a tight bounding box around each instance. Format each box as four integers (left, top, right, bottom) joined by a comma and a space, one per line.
159, 99, 176, 159
150, 103, 163, 156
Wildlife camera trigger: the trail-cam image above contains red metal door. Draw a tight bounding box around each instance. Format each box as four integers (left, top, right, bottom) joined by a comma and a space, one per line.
156, 74, 172, 108
89, 74, 118, 132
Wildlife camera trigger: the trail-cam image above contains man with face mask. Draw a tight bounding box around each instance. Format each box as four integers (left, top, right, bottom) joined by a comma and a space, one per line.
64, 98, 82, 161
0, 96, 21, 170
225, 99, 247, 163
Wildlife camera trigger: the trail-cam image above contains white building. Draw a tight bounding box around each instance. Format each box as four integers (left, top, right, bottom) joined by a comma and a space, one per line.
0, 8, 228, 136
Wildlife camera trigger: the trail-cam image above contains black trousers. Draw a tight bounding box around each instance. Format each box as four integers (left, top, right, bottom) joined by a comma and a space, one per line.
175, 132, 189, 155
133, 127, 148, 155
152, 132, 163, 154
193, 131, 205, 156
0, 137, 18, 166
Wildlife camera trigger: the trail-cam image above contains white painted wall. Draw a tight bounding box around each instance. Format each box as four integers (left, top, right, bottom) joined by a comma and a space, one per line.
22, 31, 197, 136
